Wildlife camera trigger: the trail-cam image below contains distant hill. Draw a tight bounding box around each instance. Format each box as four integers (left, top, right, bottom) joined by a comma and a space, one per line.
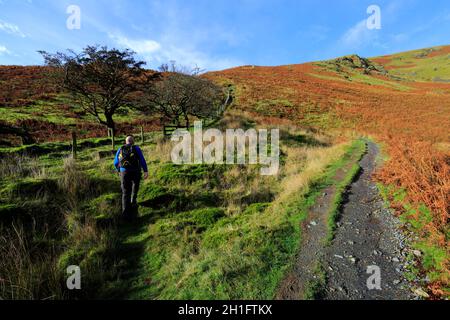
1, 45, 449, 145
372, 45, 450, 82
0, 65, 60, 107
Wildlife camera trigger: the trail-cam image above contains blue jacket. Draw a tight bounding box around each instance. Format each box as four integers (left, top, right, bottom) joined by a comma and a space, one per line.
114, 145, 148, 173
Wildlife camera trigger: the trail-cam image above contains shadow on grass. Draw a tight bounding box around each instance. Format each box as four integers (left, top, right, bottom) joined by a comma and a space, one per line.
139, 186, 220, 213
100, 205, 168, 299
281, 130, 330, 147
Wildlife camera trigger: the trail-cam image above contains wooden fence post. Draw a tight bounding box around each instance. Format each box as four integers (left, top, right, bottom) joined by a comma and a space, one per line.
71, 131, 77, 159
110, 128, 115, 151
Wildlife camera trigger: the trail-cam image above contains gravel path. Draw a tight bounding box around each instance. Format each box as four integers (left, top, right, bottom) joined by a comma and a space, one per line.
323, 141, 412, 300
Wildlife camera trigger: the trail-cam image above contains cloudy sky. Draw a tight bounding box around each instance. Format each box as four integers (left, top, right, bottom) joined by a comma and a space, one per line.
0, 0, 449, 71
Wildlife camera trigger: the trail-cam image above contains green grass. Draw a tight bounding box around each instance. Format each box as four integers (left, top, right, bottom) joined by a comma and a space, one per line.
378, 184, 434, 233
0, 124, 370, 300
0, 94, 146, 128
349, 73, 411, 91
122, 173, 305, 299
0, 132, 159, 158
374, 45, 450, 82
325, 139, 366, 243
120, 139, 367, 300
0, 135, 130, 299
0, 99, 78, 125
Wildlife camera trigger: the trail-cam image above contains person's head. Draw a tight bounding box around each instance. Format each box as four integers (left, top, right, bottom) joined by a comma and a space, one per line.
125, 135, 135, 145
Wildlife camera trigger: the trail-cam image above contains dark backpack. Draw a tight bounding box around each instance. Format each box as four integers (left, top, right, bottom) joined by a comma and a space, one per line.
119, 145, 139, 170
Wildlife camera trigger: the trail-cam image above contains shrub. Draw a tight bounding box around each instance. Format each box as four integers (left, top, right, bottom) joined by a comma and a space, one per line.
58, 157, 90, 210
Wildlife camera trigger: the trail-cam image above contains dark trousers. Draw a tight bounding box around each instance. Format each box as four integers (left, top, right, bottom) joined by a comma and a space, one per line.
120, 171, 141, 217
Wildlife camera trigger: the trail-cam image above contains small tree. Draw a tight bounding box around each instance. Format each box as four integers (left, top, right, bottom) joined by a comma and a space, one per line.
39, 46, 158, 141
139, 71, 227, 129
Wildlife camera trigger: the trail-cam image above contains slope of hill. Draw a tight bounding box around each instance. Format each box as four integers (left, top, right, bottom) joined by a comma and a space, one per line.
372, 45, 450, 82
0, 45, 448, 298
205, 45, 450, 296
0, 66, 159, 145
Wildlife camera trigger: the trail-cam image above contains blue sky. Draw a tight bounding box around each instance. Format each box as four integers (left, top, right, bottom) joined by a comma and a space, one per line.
0, 0, 449, 71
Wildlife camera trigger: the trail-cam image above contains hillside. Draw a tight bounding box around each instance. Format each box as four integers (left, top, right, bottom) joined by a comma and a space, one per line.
206, 46, 450, 144
0, 45, 449, 298
373, 45, 450, 82
0, 66, 159, 145
205, 45, 450, 296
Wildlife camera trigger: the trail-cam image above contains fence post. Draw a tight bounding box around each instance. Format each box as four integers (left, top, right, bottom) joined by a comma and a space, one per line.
140, 126, 144, 144
110, 128, 115, 151
71, 131, 77, 159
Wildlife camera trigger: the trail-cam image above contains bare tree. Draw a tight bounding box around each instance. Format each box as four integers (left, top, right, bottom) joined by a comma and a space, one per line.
39, 46, 159, 138
158, 61, 204, 76
139, 71, 229, 129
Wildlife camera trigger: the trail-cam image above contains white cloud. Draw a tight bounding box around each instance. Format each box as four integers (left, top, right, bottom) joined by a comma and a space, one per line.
153, 43, 242, 71
0, 19, 26, 37
338, 18, 388, 53
341, 20, 372, 47
108, 33, 241, 72
109, 33, 161, 55
0, 45, 11, 55
104, 0, 244, 71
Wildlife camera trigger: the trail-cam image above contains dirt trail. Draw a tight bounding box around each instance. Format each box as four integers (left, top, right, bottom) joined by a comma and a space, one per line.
323, 141, 412, 300
278, 140, 413, 300
277, 145, 360, 300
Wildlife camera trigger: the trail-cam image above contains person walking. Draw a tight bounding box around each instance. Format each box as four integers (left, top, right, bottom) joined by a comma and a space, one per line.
114, 135, 148, 220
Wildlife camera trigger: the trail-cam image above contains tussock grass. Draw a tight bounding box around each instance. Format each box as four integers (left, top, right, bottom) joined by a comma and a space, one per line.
58, 157, 91, 209
0, 154, 47, 179
274, 143, 347, 208
0, 224, 62, 300
0, 150, 124, 299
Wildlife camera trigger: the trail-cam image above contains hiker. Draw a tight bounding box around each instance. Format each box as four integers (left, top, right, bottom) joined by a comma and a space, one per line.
114, 135, 149, 220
